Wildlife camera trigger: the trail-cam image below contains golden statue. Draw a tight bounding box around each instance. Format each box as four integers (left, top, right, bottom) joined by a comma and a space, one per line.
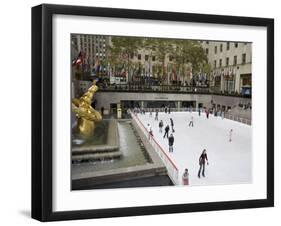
72, 80, 102, 137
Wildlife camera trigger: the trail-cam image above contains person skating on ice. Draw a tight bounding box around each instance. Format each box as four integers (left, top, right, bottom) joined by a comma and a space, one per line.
229, 129, 233, 142
159, 120, 164, 133
147, 123, 150, 136
221, 110, 225, 119
163, 124, 170, 139
182, 168, 189, 185
188, 116, 194, 127
198, 149, 209, 178
155, 109, 159, 121
206, 109, 209, 119
149, 109, 152, 117
170, 118, 175, 132
148, 125, 153, 141
168, 133, 174, 152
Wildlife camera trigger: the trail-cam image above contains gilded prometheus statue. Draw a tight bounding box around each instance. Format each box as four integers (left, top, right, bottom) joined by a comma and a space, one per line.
72, 80, 102, 137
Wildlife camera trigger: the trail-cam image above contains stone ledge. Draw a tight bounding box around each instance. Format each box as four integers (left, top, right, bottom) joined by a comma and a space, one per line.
72, 164, 167, 188
72, 151, 122, 161
72, 119, 120, 161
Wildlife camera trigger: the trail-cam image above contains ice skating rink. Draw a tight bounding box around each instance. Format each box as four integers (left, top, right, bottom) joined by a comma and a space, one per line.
137, 111, 252, 186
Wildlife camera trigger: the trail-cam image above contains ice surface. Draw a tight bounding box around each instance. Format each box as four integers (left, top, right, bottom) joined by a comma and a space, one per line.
137, 111, 252, 186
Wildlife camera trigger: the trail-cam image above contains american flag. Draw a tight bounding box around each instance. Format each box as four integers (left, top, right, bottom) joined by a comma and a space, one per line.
72, 51, 84, 66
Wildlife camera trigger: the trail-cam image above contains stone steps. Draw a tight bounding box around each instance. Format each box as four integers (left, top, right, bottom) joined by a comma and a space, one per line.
72, 145, 119, 155
72, 151, 122, 162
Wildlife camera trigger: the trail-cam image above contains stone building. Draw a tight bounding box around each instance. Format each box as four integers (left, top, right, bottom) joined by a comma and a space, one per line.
201, 41, 252, 94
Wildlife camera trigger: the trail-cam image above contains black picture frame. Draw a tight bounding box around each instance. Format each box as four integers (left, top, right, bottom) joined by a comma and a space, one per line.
31, 4, 274, 222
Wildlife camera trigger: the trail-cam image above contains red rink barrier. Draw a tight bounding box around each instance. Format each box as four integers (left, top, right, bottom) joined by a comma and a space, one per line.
131, 112, 179, 185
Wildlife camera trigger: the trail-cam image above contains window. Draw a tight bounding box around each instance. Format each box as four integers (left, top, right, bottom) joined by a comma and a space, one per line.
242, 53, 246, 64
235, 42, 238, 48
233, 55, 237, 65
130, 53, 134, 59
138, 54, 141, 60
152, 56, 156, 61
226, 42, 230, 50
206, 48, 209, 54
220, 44, 223, 52
169, 55, 173, 61
145, 55, 149, 61
226, 57, 229, 66
214, 46, 217, 54
206, 41, 209, 44
219, 59, 222, 67
214, 60, 217, 68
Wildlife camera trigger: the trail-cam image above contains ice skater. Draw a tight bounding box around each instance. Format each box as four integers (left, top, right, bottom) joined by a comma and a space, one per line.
148, 125, 153, 141
229, 129, 233, 142
146, 123, 151, 138
198, 149, 209, 178
170, 118, 175, 132
188, 116, 194, 127
198, 108, 201, 116
155, 109, 159, 121
168, 133, 174, 152
206, 109, 209, 119
182, 168, 189, 185
149, 109, 152, 117
163, 124, 170, 139
221, 110, 225, 119
159, 120, 164, 133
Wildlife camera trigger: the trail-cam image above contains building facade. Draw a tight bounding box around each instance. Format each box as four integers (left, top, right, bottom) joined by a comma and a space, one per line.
201, 41, 252, 94
71, 34, 111, 71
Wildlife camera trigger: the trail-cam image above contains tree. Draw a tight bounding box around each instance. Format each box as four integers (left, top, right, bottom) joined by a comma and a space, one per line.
173, 40, 209, 85
109, 36, 143, 84
143, 38, 174, 85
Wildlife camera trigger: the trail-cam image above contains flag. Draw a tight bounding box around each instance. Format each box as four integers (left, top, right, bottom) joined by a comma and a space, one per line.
94, 58, 101, 74
72, 51, 83, 66
172, 67, 177, 81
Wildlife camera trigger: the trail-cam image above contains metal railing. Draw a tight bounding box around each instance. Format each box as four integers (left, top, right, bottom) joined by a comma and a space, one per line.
130, 111, 179, 185
134, 108, 252, 125
98, 84, 250, 98
224, 113, 251, 125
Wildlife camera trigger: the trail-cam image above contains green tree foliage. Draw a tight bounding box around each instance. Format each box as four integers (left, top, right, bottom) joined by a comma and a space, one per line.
108, 36, 211, 84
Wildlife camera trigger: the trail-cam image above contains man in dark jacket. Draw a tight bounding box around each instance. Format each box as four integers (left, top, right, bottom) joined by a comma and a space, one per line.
170, 118, 175, 132
163, 125, 170, 139
198, 149, 209, 178
159, 120, 164, 133
168, 133, 174, 152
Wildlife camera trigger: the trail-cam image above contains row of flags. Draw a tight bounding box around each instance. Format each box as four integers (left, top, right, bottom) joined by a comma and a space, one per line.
72, 50, 103, 74
72, 50, 237, 82
212, 67, 237, 79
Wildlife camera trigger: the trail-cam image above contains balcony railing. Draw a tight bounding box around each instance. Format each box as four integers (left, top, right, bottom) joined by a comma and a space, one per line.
98, 84, 251, 98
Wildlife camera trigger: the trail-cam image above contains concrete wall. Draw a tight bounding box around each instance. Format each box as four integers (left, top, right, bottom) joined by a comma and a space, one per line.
95, 91, 251, 111
211, 95, 251, 108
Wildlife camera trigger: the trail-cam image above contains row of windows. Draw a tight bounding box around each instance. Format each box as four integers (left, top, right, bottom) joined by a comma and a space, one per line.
205, 42, 248, 54
134, 54, 157, 61
133, 54, 177, 62
214, 53, 247, 68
